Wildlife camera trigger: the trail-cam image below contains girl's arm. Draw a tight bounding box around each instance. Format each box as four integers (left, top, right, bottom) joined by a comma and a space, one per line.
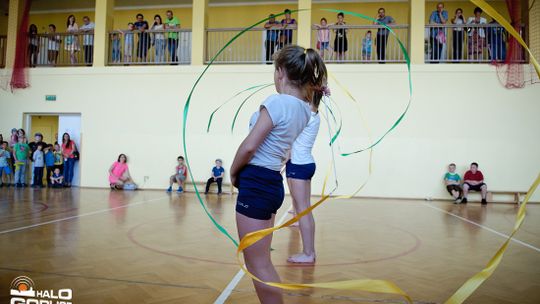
230, 108, 273, 187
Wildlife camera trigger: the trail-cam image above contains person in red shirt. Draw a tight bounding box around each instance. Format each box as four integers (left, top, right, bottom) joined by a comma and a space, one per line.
462, 162, 488, 204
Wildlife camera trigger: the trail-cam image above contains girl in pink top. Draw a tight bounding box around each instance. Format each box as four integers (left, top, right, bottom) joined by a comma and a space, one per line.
61, 133, 77, 187
109, 154, 133, 189
314, 18, 332, 59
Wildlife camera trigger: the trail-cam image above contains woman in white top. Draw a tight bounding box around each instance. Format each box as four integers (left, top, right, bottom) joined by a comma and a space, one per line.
467, 7, 487, 60
65, 15, 80, 64
151, 14, 166, 63
451, 8, 465, 61
231, 45, 327, 304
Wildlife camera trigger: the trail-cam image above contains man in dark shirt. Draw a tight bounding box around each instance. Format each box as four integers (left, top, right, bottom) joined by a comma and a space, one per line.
264, 14, 280, 63
134, 13, 150, 61
373, 8, 395, 63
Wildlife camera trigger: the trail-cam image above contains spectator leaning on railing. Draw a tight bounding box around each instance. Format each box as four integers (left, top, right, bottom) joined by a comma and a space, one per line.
429, 2, 448, 62
80, 16, 95, 66
65, 15, 80, 65
134, 14, 150, 62
151, 15, 166, 63
47, 24, 61, 65
467, 7, 487, 60
373, 8, 395, 63
333, 12, 348, 61
264, 14, 280, 63
279, 9, 296, 49
451, 8, 466, 61
164, 10, 180, 63
487, 18, 506, 62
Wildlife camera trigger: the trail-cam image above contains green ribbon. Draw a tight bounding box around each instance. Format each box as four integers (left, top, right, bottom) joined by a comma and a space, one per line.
182, 8, 412, 247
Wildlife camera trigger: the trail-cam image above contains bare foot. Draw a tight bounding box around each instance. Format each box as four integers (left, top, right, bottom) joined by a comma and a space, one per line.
288, 210, 295, 214
289, 221, 299, 227
287, 253, 316, 264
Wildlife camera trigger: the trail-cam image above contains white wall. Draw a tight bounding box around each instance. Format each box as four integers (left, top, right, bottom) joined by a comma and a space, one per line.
0, 64, 538, 201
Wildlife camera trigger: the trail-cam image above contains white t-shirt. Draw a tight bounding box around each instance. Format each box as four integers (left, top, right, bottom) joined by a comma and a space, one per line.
248, 94, 311, 171
467, 17, 487, 37
291, 111, 319, 165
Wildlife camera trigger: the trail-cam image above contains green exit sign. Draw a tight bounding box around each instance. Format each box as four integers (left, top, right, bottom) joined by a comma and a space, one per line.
45, 95, 56, 101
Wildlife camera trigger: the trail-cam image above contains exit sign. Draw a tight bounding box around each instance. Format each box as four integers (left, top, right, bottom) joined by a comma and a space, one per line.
45, 95, 56, 101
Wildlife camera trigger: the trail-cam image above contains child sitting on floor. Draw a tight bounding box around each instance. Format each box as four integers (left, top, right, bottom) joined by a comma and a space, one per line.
50, 167, 64, 188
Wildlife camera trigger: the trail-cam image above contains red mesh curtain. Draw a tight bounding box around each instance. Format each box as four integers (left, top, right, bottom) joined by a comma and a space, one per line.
9, 0, 32, 90
496, 0, 524, 88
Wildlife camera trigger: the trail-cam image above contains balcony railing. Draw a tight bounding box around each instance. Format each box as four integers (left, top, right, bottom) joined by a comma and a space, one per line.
206, 27, 297, 64
311, 24, 409, 63
425, 24, 526, 63
0, 35, 6, 68
29, 32, 94, 67
108, 29, 192, 65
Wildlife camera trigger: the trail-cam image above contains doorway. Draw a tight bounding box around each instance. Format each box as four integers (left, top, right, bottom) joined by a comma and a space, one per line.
25, 113, 82, 187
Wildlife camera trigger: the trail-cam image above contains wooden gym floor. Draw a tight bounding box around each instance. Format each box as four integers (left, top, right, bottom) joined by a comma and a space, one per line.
1, 187, 539, 303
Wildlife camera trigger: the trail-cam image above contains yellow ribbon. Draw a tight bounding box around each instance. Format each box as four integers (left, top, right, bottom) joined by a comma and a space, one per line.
445, 174, 540, 304
444, 1, 540, 302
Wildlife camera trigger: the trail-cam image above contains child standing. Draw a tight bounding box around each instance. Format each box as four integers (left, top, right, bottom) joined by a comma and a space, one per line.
53, 143, 64, 173
111, 32, 122, 63
167, 156, 187, 193
444, 163, 462, 203
33, 144, 45, 188
0, 142, 12, 187
13, 136, 30, 187
362, 31, 373, 61
205, 159, 225, 194
314, 18, 332, 59
123, 23, 135, 63
230, 45, 327, 303
44, 145, 55, 187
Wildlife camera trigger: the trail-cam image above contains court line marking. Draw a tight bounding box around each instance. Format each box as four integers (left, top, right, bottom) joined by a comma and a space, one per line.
213, 205, 293, 304
423, 203, 540, 253
0, 195, 169, 235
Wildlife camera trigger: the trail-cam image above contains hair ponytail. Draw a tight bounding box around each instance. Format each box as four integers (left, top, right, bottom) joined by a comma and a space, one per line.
274, 45, 327, 109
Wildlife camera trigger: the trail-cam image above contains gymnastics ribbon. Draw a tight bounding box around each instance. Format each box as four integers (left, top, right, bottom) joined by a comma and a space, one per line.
443, 1, 540, 302
234, 9, 414, 303
445, 174, 540, 304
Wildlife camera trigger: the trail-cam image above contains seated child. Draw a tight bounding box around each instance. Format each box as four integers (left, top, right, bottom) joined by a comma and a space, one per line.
205, 159, 225, 194
50, 168, 64, 188
167, 156, 187, 193
444, 163, 462, 203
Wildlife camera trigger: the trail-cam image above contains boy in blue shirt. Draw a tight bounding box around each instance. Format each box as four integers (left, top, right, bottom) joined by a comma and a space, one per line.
0, 142, 12, 187
205, 159, 225, 195
44, 144, 55, 187
444, 163, 462, 203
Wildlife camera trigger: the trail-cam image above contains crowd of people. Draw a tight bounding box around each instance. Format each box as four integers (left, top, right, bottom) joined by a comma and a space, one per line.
429, 3, 509, 62
24, 4, 514, 66
27, 10, 183, 66
0, 129, 78, 188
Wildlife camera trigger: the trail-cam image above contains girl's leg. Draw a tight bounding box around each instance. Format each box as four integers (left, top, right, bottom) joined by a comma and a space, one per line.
237, 212, 283, 304
169, 175, 176, 187
287, 178, 315, 263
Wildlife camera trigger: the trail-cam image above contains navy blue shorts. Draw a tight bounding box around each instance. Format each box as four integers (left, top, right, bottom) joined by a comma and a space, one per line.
236, 165, 285, 220
285, 160, 316, 180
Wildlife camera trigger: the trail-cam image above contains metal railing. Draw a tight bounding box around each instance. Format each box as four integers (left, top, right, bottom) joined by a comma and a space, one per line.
108, 29, 191, 65
206, 27, 297, 64
425, 24, 526, 63
0, 35, 6, 68
29, 32, 94, 67
311, 24, 409, 63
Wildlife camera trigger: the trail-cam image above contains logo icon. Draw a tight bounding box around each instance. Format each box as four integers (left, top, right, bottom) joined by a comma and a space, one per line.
10, 276, 36, 297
